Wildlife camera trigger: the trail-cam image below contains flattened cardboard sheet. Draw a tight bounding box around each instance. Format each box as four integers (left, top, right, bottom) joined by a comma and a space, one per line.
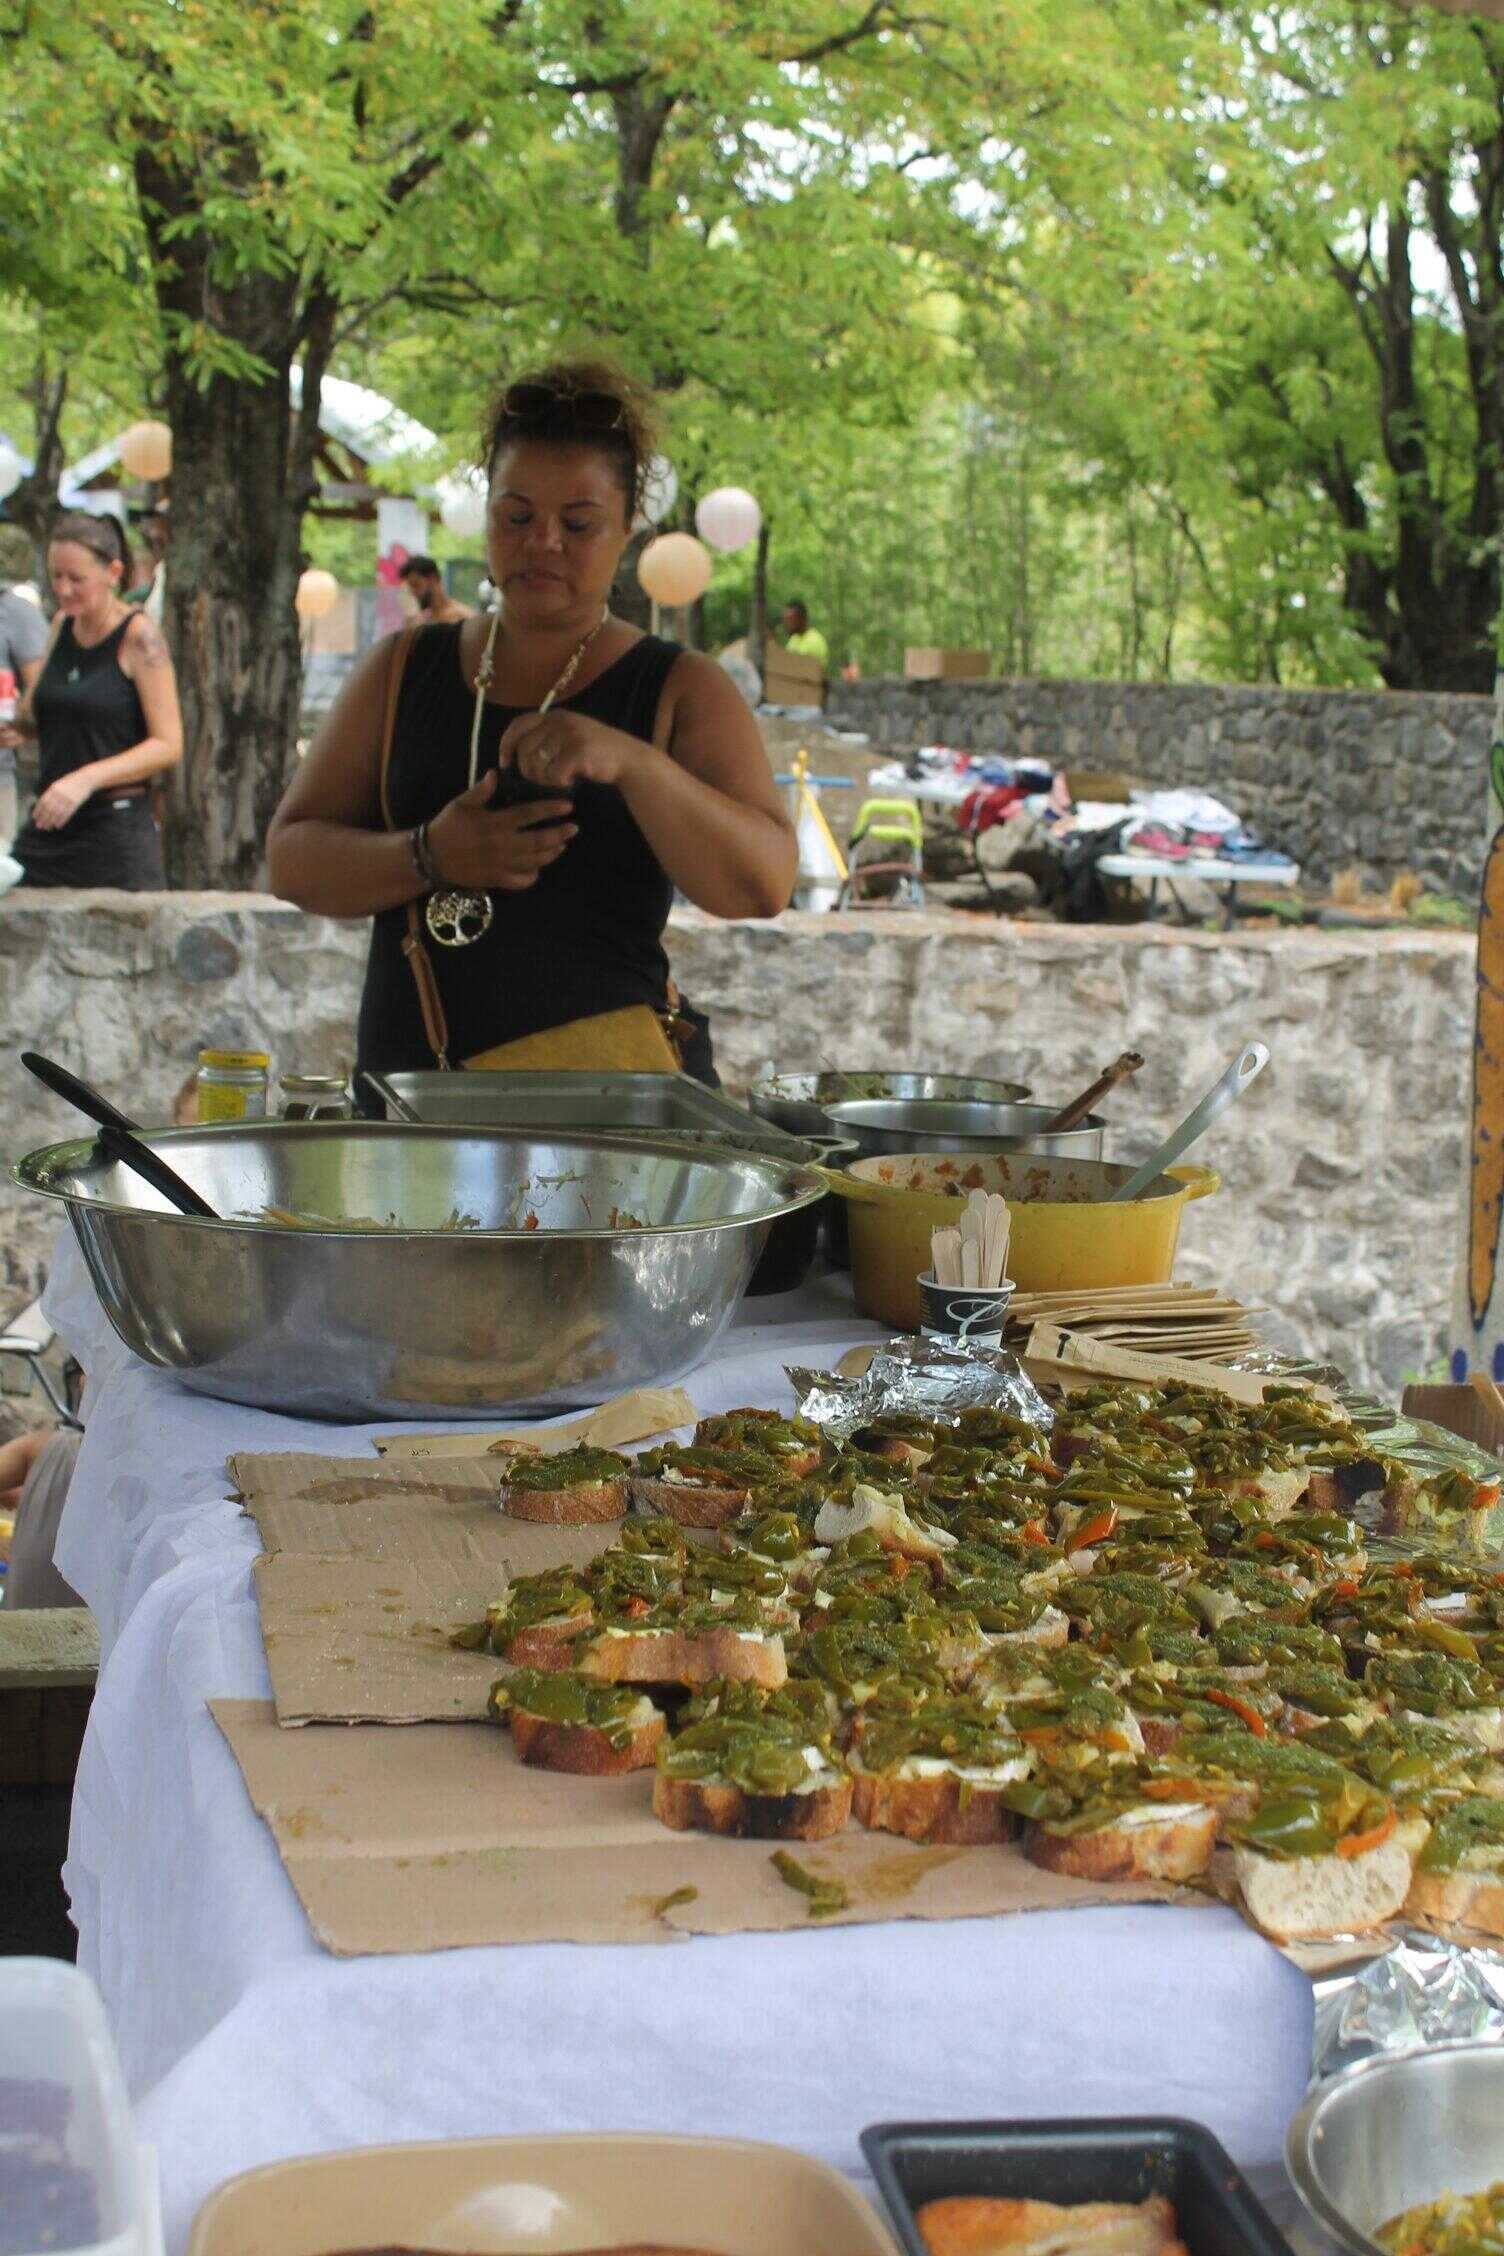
232, 1453, 506, 1562
238, 1453, 617, 1725
256, 1553, 571, 1727
210, 1698, 1183, 1957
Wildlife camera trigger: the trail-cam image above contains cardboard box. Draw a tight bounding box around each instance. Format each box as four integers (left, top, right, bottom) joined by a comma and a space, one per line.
762, 641, 825, 706
903, 647, 990, 680
1402, 1379, 1504, 1458
1064, 768, 1134, 805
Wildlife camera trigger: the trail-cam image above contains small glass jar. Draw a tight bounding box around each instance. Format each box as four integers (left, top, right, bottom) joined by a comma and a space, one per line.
278, 1072, 351, 1123
196, 1048, 270, 1123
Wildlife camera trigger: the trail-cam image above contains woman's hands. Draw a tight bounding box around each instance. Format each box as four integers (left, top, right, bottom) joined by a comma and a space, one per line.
426, 768, 578, 893
33, 768, 97, 830
498, 708, 646, 794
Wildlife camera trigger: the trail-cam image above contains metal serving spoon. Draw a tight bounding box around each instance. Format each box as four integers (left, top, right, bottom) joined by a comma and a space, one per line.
22, 1051, 219, 1220
1108, 1041, 1269, 1204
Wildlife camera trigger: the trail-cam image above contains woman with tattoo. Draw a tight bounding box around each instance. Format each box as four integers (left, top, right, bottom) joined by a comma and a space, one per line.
2, 511, 183, 888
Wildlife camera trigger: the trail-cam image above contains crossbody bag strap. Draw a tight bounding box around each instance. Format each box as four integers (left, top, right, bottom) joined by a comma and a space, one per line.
378, 625, 454, 1072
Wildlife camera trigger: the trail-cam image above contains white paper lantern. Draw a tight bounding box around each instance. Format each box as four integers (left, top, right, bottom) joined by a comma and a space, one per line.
695, 486, 761, 553
0, 440, 22, 501
635, 456, 678, 531
638, 532, 712, 607
295, 567, 340, 620
118, 419, 173, 481
439, 480, 487, 539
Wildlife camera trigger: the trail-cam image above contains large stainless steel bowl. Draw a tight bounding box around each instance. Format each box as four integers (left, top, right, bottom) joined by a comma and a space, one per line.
1287, 2043, 1504, 2256
824, 1097, 1107, 1161
14, 1122, 824, 1422
748, 1070, 1031, 1139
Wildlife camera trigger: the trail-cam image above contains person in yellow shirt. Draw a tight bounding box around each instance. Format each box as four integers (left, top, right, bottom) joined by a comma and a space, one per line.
781, 598, 829, 668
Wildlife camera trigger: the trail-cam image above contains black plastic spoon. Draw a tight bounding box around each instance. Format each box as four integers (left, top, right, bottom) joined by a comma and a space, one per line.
21, 1050, 139, 1134
22, 1051, 219, 1219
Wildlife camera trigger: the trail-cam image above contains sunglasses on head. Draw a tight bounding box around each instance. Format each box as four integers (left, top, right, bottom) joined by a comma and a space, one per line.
501, 382, 627, 433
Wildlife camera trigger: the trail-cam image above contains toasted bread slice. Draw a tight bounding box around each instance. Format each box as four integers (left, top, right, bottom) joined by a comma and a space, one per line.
915, 2194, 1187, 2256
629, 1476, 752, 1529
849, 1767, 1018, 1845
501, 1616, 596, 1671
653, 1768, 851, 1840
1232, 1837, 1411, 1939
1025, 1802, 1217, 1882
510, 1702, 664, 1775
1403, 1865, 1504, 1938
499, 1476, 626, 1525
579, 1623, 787, 1689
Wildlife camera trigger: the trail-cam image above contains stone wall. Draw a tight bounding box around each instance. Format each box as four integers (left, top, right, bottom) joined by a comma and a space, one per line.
823, 676, 1491, 894
0, 892, 1473, 1395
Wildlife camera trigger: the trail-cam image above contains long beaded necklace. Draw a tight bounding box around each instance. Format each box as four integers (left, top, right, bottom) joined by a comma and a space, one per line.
425, 603, 610, 947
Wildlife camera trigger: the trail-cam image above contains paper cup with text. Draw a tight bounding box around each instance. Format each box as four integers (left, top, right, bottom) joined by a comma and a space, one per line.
916, 1272, 1015, 1348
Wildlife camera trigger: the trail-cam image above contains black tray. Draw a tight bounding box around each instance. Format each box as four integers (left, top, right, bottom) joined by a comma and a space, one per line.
861, 2117, 1296, 2256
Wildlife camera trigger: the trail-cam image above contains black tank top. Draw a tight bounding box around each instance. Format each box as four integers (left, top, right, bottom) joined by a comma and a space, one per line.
30, 614, 147, 794
357, 622, 683, 1073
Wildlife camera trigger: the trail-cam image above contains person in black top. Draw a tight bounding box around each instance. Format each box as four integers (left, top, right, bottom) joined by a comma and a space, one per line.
268, 358, 796, 1078
3, 512, 183, 889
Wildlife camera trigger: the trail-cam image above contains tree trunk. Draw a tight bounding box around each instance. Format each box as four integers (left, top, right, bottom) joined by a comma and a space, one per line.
7, 355, 69, 584
750, 520, 771, 674
158, 355, 309, 886
136, 145, 327, 888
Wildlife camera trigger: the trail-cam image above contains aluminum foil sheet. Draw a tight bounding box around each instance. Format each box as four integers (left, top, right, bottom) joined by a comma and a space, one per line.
1311, 1929, 1504, 2082
789, 1336, 1053, 1441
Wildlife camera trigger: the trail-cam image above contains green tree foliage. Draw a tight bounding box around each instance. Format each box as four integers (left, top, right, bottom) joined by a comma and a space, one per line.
2, 0, 1501, 887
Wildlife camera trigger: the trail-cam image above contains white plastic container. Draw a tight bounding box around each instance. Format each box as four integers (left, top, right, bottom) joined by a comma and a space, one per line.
0, 1958, 158, 2256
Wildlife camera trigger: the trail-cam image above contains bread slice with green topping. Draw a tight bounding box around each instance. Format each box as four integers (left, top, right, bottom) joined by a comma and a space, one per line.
578, 1614, 788, 1691
489, 1669, 664, 1774
1403, 1795, 1504, 1935
1023, 1795, 1219, 1882
1228, 1779, 1411, 1938
653, 1712, 851, 1838
629, 1444, 766, 1529
847, 1696, 1031, 1845
497, 1445, 630, 1525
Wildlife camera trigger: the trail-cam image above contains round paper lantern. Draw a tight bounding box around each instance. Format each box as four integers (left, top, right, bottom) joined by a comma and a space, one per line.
118, 419, 173, 481
695, 486, 761, 553
439, 480, 487, 539
635, 456, 678, 530
0, 440, 22, 501
295, 567, 340, 620
638, 532, 712, 607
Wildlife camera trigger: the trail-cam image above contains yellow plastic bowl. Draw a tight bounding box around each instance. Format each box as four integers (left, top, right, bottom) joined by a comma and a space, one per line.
826, 1151, 1220, 1332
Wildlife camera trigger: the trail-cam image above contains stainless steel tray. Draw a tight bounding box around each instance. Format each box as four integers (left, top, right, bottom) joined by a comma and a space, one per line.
365, 1070, 812, 1157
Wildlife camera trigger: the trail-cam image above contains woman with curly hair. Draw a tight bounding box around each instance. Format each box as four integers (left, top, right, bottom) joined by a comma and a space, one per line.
269, 356, 794, 1081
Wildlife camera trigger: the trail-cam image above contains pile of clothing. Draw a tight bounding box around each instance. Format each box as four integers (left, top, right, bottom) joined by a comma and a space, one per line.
1114, 788, 1295, 868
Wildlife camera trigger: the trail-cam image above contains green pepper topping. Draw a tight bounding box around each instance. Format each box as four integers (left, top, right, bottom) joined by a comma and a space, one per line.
1418, 1795, 1504, 1872
769, 1850, 849, 1918
490, 1668, 657, 1748
503, 1445, 628, 1489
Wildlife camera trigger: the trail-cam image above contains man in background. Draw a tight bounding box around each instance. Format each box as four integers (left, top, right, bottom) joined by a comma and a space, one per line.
0, 579, 48, 852
781, 598, 829, 669
398, 554, 472, 625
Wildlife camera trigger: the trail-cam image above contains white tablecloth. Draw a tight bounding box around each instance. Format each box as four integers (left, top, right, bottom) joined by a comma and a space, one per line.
41, 1229, 1314, 2256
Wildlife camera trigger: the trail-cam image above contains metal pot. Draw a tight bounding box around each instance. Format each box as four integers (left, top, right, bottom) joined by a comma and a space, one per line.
824, 1098, 1107, 1162
746, 1135, 858, 1296
748, 1070, 1031, 1140
14, 1121, 823, 1422
1286, 2043, 1504, 2256
824, 1149, 1219, 1330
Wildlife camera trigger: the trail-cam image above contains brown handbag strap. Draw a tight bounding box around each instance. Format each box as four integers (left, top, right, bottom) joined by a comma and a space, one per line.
379, 625, 454, 1072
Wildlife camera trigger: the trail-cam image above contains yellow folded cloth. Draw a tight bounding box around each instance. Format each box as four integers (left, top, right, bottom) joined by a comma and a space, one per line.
464, 1004, 680, 1074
